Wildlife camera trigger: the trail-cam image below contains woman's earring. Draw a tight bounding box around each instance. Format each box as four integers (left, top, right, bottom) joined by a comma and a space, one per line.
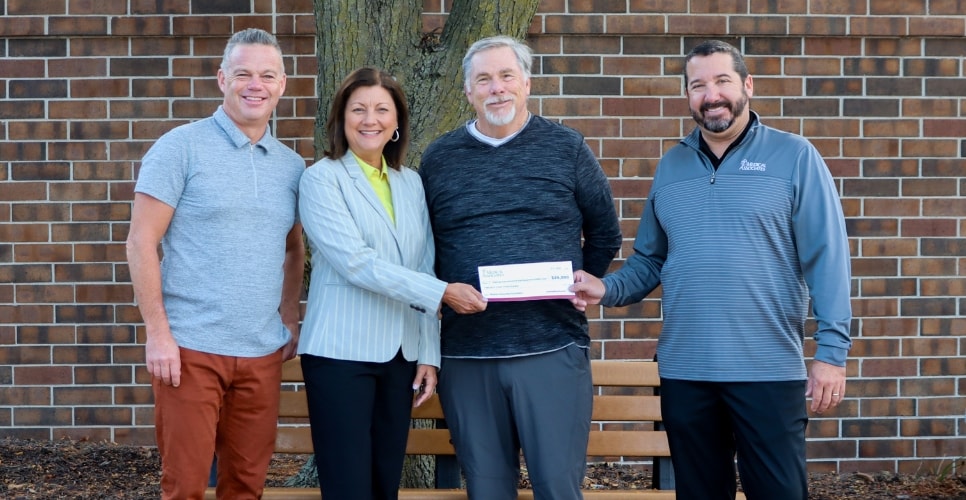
391, 128, 400, 142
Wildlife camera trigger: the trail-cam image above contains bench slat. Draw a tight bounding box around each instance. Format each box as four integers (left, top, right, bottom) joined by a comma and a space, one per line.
592, 395, 661, 421
281, 393, 659, 422
591, 360, 660, 387
280, 359, 659, 387
406, 428, 455, 455
587, 430, 670, 458
278, 427, 669, 459
281, 360, 303, 382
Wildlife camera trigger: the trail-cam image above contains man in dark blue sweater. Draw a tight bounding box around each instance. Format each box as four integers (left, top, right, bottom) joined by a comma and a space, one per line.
419, 36, 622, 499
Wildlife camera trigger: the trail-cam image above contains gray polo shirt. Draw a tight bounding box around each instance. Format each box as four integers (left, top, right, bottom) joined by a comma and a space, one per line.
135, 106, 305, 357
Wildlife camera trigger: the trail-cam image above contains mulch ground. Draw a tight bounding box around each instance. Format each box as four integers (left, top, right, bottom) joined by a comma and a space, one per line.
1, 438, 964, 499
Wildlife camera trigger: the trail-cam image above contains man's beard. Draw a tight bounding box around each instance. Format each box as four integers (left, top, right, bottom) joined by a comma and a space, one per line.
691, 92, 748, 133
483, 97, 516, 127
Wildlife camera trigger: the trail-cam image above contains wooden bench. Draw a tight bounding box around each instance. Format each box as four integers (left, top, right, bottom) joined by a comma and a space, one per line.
205, 359, 746, 499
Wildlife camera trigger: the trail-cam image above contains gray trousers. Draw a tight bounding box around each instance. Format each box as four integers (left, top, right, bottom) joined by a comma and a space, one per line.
437, 344, 592, 500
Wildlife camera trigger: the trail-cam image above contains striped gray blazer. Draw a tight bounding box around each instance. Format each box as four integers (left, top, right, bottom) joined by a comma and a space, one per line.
297, 154, 445, 366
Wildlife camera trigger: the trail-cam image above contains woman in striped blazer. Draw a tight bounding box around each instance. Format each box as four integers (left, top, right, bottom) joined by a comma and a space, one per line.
297, 67, 486, 500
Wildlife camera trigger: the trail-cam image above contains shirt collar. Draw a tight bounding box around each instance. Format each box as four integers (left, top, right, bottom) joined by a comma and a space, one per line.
213, 106, 274, 152
351, 150, 389, 181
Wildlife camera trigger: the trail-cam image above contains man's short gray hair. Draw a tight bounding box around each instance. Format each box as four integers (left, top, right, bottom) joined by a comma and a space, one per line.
462, 36, 533, 92
220, 28, 283, 73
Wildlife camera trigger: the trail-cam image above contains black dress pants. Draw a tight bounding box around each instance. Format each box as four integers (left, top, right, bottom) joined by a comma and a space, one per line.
301, 350, 416, 500
660, 378, 809, 500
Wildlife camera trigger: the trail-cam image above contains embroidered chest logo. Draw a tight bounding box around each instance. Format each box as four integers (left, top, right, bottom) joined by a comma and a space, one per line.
739, 159, 767, 172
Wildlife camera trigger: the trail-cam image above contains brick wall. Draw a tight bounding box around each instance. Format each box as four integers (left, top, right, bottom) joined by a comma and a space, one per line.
1, 0, 964, 474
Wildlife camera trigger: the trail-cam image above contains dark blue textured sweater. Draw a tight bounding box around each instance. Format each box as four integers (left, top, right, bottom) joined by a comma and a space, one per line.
420, 115, 622, 358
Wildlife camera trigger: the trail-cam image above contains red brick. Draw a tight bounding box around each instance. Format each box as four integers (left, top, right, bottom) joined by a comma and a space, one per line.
901, 257, 958, 277
730, 15, 788, 34
0, 264, 54, 284
111, 17, 171, 36
17, 325, 76, 345
788, 16, 847, 35
14, 407, 74, 426
861, 398, 915, 418
48, 100, 108, 119
900, 418, 958, 437
629, 0, 686, 11
931, 0, 966, 14
70, 79, 130, 98
14, 365, 72, 385
70, 37, 130, 57
859, 239, 918, 257
14, 244, 74, 263
7, 0, 67, 15
667, 15, 727, 34
909, 16, 965, 36
858, 437, 913, 458
114, 385, 153, 405
861, 358, 917, 377
74, 284, 134, 303
0, 58, 46, 79
16, 285, 75, 304
806, 438, 858, 459
69, 0, 127, 14
76, 325, 136, 345
902, 178, 959, 197
921, 318, 966, 336
849, 297, 899, 317
75, 406, 132, 426
131, 0, 188, 14
74, 365, 134, 385
53, 386, 113, 405
53, 263, 115, 282
850, 16, 907, 36
172, 16, 233, 36
72, 162, 134, 181
48, 16, 109, 35
0, 17, 46, 36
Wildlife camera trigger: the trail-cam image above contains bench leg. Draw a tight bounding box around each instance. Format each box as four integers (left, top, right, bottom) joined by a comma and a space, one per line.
652, 455, 675, 490
653, 419, 675, 490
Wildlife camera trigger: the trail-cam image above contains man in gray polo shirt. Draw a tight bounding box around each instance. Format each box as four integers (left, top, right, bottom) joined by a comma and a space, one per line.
125, 28, 305, 499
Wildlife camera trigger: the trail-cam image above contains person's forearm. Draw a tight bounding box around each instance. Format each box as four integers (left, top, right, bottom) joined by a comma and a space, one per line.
279, 227, 305, 325
126, 241, 171, 335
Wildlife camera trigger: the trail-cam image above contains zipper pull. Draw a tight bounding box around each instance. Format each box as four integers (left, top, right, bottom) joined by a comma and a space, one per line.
710, 170, 716, 184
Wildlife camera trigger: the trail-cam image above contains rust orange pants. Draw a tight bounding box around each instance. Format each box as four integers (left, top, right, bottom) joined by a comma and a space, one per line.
153, 347, 283, 500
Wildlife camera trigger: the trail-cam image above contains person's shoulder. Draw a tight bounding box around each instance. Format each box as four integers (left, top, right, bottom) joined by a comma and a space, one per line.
527, 115, 585, 143
425, 125, 469, 150
304, 156, 342, 175
421, 125, 471, 169
397, 164, 425, 187
154, 116, 216, 144
270, 138, 307, 166
754, 118, 813, 150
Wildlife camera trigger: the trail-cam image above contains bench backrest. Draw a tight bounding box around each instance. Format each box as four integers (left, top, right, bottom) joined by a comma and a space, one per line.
276, 359, 668, 461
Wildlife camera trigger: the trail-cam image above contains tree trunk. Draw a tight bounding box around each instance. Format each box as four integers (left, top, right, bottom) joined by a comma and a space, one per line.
307, 0, 540, 489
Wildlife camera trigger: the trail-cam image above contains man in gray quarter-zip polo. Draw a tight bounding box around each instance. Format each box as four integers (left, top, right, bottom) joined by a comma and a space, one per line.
126, 28, 305, 500
572, 40, 852, 500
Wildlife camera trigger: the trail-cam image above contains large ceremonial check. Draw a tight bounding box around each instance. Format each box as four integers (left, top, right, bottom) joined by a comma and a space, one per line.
478, 261, 575, 301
